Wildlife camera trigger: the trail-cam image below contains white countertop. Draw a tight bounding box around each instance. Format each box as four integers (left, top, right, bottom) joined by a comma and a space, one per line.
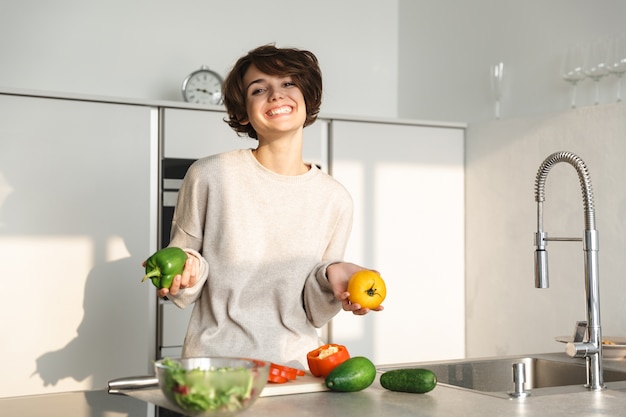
3, 353, 626, 417
117, 352, 626, 417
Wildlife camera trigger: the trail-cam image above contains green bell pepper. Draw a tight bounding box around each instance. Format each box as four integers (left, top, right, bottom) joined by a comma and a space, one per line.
141, 247, 188, 289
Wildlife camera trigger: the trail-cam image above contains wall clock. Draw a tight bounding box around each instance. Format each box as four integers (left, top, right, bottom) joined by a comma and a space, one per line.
181, 66, 223, 105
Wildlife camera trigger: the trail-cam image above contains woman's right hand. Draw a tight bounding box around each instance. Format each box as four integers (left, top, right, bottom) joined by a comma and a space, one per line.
157, 254, 199, 298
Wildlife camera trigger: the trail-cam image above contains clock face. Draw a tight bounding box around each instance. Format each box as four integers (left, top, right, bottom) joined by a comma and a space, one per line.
182, 69, 223, 105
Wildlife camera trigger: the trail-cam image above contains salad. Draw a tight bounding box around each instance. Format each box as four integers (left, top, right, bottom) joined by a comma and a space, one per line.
159, 358, 258, 414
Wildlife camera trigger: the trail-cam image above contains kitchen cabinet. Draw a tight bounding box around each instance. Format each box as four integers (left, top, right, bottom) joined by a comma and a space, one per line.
160, 111, 466, 364
0, 92, 157, 410
0, 88, 465, 409
156, 109, 465, 364
162, 108, 257, 159
161, 107, 328, 168
329, 119, 465, 365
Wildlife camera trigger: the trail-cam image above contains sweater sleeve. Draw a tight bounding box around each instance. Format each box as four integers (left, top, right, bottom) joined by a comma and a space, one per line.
166, 246, 209, 309
164, 161, 211, 308
303, 261, 343, 328
302, 194, 353, 328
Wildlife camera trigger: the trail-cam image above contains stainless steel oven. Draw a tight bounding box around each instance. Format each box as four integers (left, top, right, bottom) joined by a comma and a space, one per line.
157, 158, 196, 366
160, 158, 196, 250
156, 158, 199, 416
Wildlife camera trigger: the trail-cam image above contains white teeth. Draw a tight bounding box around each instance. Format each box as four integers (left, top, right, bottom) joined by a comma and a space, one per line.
267, 106, 292, 116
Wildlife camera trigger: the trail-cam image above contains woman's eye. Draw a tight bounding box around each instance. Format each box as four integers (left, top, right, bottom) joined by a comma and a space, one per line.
250, 88, 265, 96
284, 81, 295, 87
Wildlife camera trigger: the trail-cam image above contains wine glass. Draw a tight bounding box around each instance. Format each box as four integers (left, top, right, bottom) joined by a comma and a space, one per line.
561, 45, 586, 108
584, 39, 610, 105
490, 62, 504, 119
608, 34, 626, 102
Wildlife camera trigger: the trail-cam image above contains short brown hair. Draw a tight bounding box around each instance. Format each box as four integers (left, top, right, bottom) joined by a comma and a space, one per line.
222, 44, 323, 139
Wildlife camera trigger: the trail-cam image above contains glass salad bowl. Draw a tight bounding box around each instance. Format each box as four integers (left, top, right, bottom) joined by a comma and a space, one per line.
155, 357, 270, 416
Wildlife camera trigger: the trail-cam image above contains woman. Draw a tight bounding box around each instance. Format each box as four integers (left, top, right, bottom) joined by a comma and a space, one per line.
158, 44, 383, 368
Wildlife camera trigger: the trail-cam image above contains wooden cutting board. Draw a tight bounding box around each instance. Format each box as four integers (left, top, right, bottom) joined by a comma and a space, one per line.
260, 373, 329, 397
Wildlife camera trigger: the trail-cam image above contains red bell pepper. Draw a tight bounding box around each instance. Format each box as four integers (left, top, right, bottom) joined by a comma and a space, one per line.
268, 363, 306, 384
306, 344, 350, 377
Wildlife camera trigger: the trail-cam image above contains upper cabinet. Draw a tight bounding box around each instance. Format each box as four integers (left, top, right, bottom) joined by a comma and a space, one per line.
161, 108, 329, 170
162, 108, 256, 159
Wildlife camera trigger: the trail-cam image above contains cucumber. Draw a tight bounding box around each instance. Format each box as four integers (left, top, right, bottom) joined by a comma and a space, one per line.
325, 356, 376, 392
380, 368, 437, 393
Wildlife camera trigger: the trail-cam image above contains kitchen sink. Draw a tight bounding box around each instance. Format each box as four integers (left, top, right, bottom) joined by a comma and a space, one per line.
378, 355, 626, 398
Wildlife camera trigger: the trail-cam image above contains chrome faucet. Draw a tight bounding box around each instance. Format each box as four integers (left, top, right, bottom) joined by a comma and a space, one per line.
533, 151, 604, 391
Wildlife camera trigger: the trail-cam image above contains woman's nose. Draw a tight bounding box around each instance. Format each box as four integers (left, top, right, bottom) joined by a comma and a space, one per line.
269, 87, 284, 101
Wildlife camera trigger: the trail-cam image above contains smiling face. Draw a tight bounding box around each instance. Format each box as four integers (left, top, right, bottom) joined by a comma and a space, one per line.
242, 64, 307, 142
222, 45, 323, 140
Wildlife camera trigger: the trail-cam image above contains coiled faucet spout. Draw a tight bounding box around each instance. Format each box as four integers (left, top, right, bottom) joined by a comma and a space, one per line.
533, 151, 603, 391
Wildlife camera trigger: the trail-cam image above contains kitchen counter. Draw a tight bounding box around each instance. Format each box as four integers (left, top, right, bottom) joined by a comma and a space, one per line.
5, 353, 626, 417
0, 389, 148, 417
243, 381, 626, 417
117, 353, 626, 417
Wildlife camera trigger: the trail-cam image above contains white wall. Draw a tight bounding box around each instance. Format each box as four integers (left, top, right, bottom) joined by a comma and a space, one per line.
3, 1, 625, 123
394, 0, 626, 359
0, 0, 398, 118
465, 102, 626, 357
398, 0, 626, 123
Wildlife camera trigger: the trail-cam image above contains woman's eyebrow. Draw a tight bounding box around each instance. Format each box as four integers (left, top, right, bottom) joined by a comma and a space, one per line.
246, 78, 265, 90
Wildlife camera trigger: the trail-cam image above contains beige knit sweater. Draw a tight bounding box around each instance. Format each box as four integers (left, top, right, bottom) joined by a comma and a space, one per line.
167, 148, 353, 368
